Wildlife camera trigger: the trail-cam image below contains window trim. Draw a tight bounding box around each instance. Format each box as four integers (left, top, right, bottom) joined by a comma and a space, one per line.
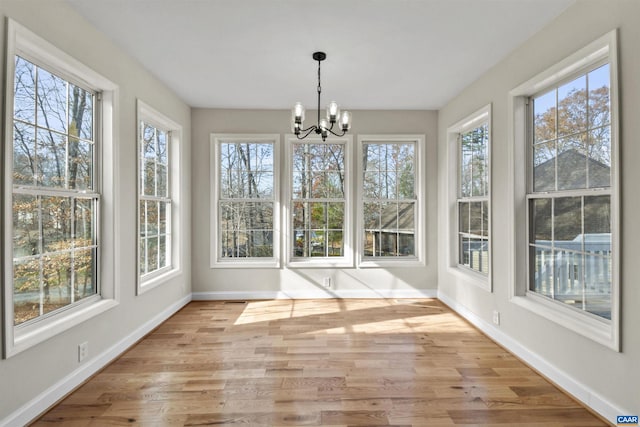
357, 134, 425, 268
2, 19, 119, 358
136, 100, 182, 294
210, 133, 281, 268
446, 105, 492, 291
508, 29, 619, 350
284, 134, 353, 268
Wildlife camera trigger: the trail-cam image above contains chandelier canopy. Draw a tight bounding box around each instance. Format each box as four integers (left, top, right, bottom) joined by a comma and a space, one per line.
291, 52, 352, 141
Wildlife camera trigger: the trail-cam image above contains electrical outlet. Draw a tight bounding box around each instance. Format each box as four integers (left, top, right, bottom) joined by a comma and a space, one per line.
492, 310, 500, 326
322, 277, 331, 288
78, 341, 89, 362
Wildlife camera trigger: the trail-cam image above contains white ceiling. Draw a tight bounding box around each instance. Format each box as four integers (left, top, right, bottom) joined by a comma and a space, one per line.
66, 0, 573, 110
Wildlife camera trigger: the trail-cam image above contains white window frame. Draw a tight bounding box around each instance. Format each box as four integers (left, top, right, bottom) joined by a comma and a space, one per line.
446, 105, 492, 291
357, 135, 425, 268
210, 134, 281, 268
2, 19, 119, 358
285, 134, 353, 268
136, 100, 182, 294
508, 30, 620, 350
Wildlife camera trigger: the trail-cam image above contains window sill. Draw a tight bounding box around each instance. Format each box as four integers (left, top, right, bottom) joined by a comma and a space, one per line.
212, 259, 280, 269
511, 293, 618, 351
6, 298, 119, 358
359, 258, 425, 268
447, 265, 491, 292
138, 267, 182, 295
286, 258, 354, 269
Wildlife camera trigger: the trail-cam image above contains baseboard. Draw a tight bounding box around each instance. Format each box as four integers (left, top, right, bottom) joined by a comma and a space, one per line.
437, 291, 626, 425
192, 288, 438, 300
0, 294, 191, 427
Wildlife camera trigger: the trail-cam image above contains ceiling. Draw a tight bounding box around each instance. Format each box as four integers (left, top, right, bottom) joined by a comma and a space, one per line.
66, 0, 574, 110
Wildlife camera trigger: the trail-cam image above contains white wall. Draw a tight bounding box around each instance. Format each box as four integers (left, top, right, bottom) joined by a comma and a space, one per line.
0, 0, 191, 422
438, 0, 639, 415
192, 109, 438, 298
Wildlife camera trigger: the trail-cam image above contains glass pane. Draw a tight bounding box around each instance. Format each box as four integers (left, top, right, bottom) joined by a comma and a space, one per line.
583, 196, 611, 255
246, 202, 273, 231
37, 67, 68, 134
74, 248, 95, 301
292, 201, 307, 231
13, 121, 37, 186
481, 201, 489, 238
41, 196, 72, 252
557, 133, 587, 190
363, 171, 380, 199
68, 138, 93, 190
292, 171, 306, 199
309, 230, 325, 257
74, 198, 94, 245
469, 202, 483, 236
139, 201, 147, 238
159, 202, 168, 235
139, 238, 147, 274
364, 202, 380, 231
14, 258, 41, 325
380, 202, 398, 231
156, 164, 168, 197
398, 233, 415, 257
14, 56, 36, 124
584, 254, 611, 319
143, 160, 155, 196
398, 202, 415, 231
364, 231, 379, 257
13, 194, 39, 258
363, 144, 381, 171
246, 230, 271, 257
293, 229, 306, 257
143, 124, 156, 160
146, 201, 158, 236
379, 232, 398, 257
554, 197, 582, 249
324, 172, 344, 198
460, 137, 473, 198
588, 126, 611, 188
37, 129, 66, 188
157, 130, 168, 164
147, 236, 159, 271
397, 163, 415, 199
533, 141, 555, 192
458, 202, 470, 234
309, 202, 325, 229
327, 203, 344, 230
557, 75, 587, 137
42, 252, 72, 315
327, 231, 343, 257
533, 90, 556, 143
159, 235, 168, 268
588, 63, 610, 128
530, 198, 551, 245
462, 237, 486, 273
380, 171, 397, 199
553, 249, 582, 306
530, 246, 553, 297
68, 84, 93, 141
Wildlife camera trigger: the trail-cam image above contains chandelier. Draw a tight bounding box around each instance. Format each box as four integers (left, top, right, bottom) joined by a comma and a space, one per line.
291, 52, 352, 141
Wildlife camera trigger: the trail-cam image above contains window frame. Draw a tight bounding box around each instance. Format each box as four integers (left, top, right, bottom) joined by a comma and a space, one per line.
2, 19, 119, 358
136, 100, 182, 293
210, 134, 281, 268
357, 135, 425, 268
446, 105, 492, 290
285, 134, 353, 268
508, 30, 620, 350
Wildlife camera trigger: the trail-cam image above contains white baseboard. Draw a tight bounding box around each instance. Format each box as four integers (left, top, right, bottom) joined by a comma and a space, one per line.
192, 288, 438, 301
1, 295, 191, 427
437, 291, 626, 425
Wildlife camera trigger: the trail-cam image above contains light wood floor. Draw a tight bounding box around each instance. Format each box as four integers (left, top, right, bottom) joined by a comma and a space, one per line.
34, 299, 608, 426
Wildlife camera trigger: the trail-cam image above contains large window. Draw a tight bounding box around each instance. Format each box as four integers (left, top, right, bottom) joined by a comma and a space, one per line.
137, 101, 181, 292
3, 20, 118, 357
211, 134, 279, 267
447, 105, 491, 285
509, 30, 619, 349
358, 135, 424, 266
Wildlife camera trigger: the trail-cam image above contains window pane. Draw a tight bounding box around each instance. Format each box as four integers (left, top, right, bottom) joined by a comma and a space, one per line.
159, 235, 168, 268
13, 121, 36, 186
37, 129, 66, 188
380, 202, 397, 231
363, 171, 380, 199
460, 138, 473, 198
41, 196, 72, 253
588, 126, 611, 188
552, 249, 582, 306
530, 198, 551, 245
37, 67, 67, 134
148, 236, 159, 271
14, 258, 41, 325
533, 141, 555, 192
42, 252, 72, 315
398, 202, 415, 231
220, 201, 273, 258
157, 130, 168, 164
557, 75, 587, 137
533, 90, 556, 144
481, 201, 489, 238
159, 201, 168, 236
146, 201, 158, 236
458, 202, 470, 234
74, 248, 95, 301
139, 238, 146, 275
584, 196, 611, 255
554, 197, 582, 249
557, 133, 587, 190
143, 160, 155, 196
74, 198, 94, 245
14, 56, 36, 124
139, 201, 147, 238
585, 254, 611, 319
13, 194, 39, 258
398, 233, 415, 257
68, 84, 93, 141
588, 64, 610, 128
327, 231, 343, 257
69, 138, 93, 190
156, 164, 167, 197
469, 202, 483, 236
530, 246, 553, 297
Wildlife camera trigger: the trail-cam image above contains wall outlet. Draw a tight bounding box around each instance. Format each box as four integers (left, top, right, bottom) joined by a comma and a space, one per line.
78, 341, 89, 362
322, 277, 331, 288
492, 310, 500, 326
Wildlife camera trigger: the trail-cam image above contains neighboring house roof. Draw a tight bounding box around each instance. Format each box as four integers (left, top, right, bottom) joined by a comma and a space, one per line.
534, 148, 610, 189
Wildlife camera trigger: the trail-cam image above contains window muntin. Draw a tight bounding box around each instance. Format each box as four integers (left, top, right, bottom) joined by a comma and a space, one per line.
527, 62, 612, 320
219, 141, 275, 259
457, 123, 489, 274
362, 142, 416, 258
139, 122, 171, 277
11, 55, 98, 326
291, 141, 345, 258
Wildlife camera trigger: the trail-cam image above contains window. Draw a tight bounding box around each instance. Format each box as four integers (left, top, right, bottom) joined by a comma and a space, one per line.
358, 135, 424, 267
509, 30, 619, 349
446, 105, 491, 288
211, 134, 279, 267
137, 100, 182, 292
286, 135, 352, 266
3, 20, 118, 357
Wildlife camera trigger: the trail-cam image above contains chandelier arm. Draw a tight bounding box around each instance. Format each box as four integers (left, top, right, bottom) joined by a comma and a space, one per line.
296, 126, 318, 140
326, 127, 347, 138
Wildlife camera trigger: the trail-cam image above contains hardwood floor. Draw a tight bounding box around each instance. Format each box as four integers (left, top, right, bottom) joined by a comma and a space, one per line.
33, 299, 608, 426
